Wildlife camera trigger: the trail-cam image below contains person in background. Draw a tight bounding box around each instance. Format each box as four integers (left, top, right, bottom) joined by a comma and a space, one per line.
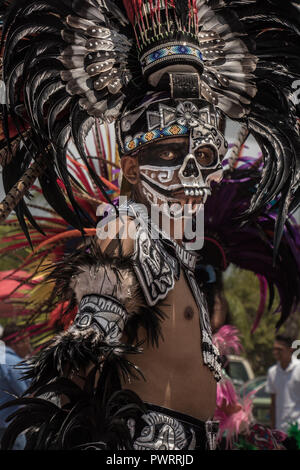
0, 322, 32, 450
266, 335, 300, 433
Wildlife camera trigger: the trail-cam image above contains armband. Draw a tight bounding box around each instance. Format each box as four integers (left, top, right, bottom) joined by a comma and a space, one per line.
73, 294, 128, 344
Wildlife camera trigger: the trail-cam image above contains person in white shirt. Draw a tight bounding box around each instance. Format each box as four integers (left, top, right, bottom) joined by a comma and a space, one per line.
265, 335, 300, 433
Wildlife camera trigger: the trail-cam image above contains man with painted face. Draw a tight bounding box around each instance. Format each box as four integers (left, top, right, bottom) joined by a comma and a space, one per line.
0, 0, 299, 452
86, 90, 226, 450
120, 94, 227, 443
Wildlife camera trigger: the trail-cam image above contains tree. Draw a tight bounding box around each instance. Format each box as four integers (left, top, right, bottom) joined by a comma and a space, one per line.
224, 267, 299, 376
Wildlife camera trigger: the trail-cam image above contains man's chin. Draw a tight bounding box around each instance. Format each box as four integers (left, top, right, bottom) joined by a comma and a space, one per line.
140, 184, 206, 217
158, 200, 203, 219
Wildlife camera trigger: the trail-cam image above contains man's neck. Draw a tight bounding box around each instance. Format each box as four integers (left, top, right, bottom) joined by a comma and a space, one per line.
141, 202, 185, 245
130, 195, 190, 246
280, 358, 292, 370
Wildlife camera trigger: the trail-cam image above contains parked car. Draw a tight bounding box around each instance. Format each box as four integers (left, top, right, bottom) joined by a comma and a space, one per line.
226, 354, 255, 390
239, 376, 271, 426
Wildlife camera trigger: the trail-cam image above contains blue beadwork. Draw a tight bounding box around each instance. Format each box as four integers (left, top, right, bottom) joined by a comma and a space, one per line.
125, 124, 189, 152
142, 45, 203, 68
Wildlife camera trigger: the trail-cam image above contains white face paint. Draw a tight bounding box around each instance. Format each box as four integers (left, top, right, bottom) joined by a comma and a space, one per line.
122, 101, 228, 225
140, 164, 182, 193
139, 124, 226, 211
137, 100, 228, 206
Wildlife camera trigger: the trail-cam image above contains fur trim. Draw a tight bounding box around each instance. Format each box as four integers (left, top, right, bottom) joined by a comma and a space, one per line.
22, 327, 144, 391
46, 236, 165, 345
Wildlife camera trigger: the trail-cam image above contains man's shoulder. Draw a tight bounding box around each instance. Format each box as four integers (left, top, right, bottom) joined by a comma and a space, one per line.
267, 363, 278, 377
7, 347, 21, 362
292, 359, 300, 376
96, 215, 137, 256
0, 347, 21, 373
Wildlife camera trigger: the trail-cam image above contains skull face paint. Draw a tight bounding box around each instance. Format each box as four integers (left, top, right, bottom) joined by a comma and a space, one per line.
137, 116, 227, 210
120, 99, 228, 216
179, 122, 226, 203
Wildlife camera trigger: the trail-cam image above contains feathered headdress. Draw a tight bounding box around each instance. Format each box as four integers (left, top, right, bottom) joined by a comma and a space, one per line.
0, 0, 298, 252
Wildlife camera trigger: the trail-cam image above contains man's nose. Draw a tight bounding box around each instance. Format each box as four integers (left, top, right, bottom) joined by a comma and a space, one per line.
182, 156, 200, 178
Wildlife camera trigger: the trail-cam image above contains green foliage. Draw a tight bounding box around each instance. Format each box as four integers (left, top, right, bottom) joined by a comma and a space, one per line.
234, 436, 258, 451
224, 267, 280, 376
0, 224, 30, 328
287, 423, 300, 450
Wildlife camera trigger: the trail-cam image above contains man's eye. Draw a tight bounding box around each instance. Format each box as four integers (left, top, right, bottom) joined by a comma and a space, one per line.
159, 150, 176, 160
195, 148, 216, 167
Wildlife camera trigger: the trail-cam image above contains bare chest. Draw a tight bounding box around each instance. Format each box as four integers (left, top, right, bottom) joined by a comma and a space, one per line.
122, 273, 217, 420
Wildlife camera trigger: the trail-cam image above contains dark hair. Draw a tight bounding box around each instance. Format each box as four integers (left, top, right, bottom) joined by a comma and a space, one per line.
2, 322, 23, 345
275, 334, 294, 348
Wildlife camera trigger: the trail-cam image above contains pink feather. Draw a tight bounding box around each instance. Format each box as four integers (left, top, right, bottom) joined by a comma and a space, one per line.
213, 325, 253, 448
215, 373, 254, 448
213, 325, 243, 356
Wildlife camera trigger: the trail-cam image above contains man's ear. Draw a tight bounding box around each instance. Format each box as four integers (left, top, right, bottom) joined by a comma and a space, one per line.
121, 156, 140, 184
